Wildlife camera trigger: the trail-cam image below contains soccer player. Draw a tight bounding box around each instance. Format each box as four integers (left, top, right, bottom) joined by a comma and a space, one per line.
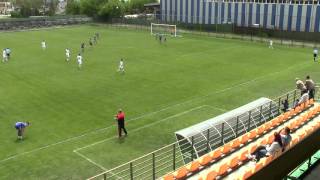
269, 40, 273, 49
118, 58, 125, 73
81, 43, 85, 53
89, 38, 93, 47
313, 48, 318, 62
15, 121, 30, 140
65, 48, 70, 62
5, 48, 11, 60
77, 53, 83, 69
93, 36, 97, 44
114, 109, 128, 138
41, 40, 46, 50
2, 48, 7, 62
159, 35, 162, 44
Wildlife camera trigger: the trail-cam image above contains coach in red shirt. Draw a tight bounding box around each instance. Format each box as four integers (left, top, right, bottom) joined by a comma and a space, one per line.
115, 109, 128, 138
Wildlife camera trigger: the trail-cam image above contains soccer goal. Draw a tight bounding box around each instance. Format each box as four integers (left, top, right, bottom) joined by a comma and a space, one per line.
151, 23, 177, 37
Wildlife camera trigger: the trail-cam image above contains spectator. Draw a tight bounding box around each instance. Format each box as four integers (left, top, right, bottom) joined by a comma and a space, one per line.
295, 90, 309, 107
281, 99, 289, 112
296, 78, 307, 94
248, 132, 283, 162
305, 76, 315, 100
280, 127, 292, 151
115, 109, 128, 138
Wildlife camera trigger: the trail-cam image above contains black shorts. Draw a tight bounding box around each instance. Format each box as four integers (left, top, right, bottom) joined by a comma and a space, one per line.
118, 120, 125, 128
314, 54, 317, 58
17, 129, 22, 136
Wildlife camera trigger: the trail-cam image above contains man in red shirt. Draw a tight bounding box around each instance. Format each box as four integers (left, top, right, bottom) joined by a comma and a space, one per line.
115, 109, 128, 138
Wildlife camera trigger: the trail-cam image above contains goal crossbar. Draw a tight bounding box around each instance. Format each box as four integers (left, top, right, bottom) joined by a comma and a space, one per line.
151, 23, 177, 37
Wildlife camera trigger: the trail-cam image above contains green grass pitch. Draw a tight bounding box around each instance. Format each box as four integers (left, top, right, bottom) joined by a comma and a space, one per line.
0, 24, 318, 179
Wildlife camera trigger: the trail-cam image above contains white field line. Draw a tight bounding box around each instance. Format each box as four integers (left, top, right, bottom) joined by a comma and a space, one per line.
73, 150, 107, 171
74, 105, 209, 152
0, 62, 308, 163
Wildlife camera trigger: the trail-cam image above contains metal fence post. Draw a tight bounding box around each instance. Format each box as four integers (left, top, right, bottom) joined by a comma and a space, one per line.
152, 153, 156, 180
103, 173, 107, 180
173, 144, 176, 171
293, 90, 297, 107
221, 123, 225, 144
130, 162, 133, 180
206, 129, 210, 152
191, 136, 194, 161
247, 111, 251, 131
269, 101, 273, 118
235, 116, 239, 137
278, 97, 281, 114
260, 106, 263, 122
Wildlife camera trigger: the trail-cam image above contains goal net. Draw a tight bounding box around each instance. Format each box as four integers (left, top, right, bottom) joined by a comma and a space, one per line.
151, 23, 177, 37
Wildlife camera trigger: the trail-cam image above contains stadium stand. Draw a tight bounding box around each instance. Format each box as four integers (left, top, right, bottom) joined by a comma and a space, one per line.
161, 99, 320, 180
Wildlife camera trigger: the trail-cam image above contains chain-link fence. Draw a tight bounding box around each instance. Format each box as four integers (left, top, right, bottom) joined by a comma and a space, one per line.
99, 13, 320, 49
88, 88, 319, 180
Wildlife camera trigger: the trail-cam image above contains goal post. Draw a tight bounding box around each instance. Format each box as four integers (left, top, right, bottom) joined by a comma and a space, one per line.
151, 23, 177, 37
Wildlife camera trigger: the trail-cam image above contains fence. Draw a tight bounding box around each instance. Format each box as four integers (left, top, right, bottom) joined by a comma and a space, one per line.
88, 88, 319, 180
104, 15, 320, 49
0, 15, 92, 31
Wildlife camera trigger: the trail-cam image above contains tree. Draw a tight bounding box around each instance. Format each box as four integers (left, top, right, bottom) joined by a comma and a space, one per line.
98, 0, 125, 20
66, 0, 81, 15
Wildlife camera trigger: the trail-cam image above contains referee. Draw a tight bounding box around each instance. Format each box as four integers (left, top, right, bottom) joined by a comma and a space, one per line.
115, 109, 128, 138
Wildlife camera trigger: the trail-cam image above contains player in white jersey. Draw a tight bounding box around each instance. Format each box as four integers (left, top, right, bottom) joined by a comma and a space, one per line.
41, 40, 46, 50
2, 49, 7, 62
77, 54, 83, 69
118, 58, 124, 73
66, 48, 70, 61
313, 48, 318, 62
269, 40, 273, 49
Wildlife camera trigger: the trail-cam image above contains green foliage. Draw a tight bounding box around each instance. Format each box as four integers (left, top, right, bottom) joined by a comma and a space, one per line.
66, 0, 81, 15
98, 0, 125, 20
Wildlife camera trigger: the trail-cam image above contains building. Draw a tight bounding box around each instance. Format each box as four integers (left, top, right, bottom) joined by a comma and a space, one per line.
160, 0, 320, 32
0, 0, 13, 15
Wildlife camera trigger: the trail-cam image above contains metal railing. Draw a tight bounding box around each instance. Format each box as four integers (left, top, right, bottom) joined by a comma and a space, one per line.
88, 88, 319, 180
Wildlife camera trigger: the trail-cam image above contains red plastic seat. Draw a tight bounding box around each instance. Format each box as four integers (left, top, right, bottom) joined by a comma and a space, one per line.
239, 133, 249, 145
205, 170, 217, 180
199, 154, 212, 166
186, 161, 201, 173
228, 156, 239, 169
174, 167, 188, 179
210, 149, 222, 160
238, 149, 249, 162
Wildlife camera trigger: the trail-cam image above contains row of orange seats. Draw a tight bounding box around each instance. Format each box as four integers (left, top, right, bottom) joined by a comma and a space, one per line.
237, 104, 320, 180
162, 99, 315, 180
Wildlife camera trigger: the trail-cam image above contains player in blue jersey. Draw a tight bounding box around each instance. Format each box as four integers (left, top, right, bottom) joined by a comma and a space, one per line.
15, 122, 30, 140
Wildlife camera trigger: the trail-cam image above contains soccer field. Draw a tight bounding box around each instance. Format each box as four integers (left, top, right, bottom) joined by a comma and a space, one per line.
0, 24, 318, 180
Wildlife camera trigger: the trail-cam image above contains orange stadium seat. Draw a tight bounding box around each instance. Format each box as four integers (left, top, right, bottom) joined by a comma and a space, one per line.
221, 143, 232, 155
238, 150, 249, 162
186, 161, 201, 173
307, 111, 313, 119
228, 156, 239, 169
267, 134, 274, 144
248, 144, 258, 154
205, 170, 217, 180
278, 115, 285, 123
257, 126, 265, 135
231, 138, 241, 149
261, 156, 272, 166
174, 167, 188, 179
216, 163, 229, 176
253, 162, 263, 173
289, 109, 295, 118
283, 111, 290, 121
238, 169, 252, 180
305, 127, 313, 135
248, 129, 257, 140
163, 174, 174, 180
263, 122, 272, 132
309, 99, 314, 105
294, 106, 301, 115
199, 154, 212, 167
239, 133, 249, 145
289, 121, 297, 130
297, 131, 306, 140
210, 149, 222, 160
270, 118, 278, 127
258, 138, 267, 146
290, 137, 299, 147
317, 105, 320, 112
301, 114, 308, 123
